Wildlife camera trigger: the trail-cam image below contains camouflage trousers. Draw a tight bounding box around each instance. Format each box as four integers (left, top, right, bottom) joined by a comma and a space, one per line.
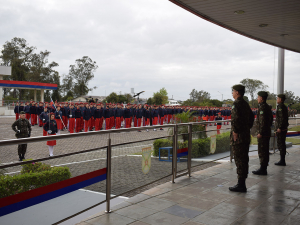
277, 131, 287, 156
232, 143, 249, 179
17, 133, 28, 156
18, 144, 27, 155
258, 137, 270, 167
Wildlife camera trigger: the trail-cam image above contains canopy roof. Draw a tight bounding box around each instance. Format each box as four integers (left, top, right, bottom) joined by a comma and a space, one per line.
0, 80, 57, 90
169, 0, 300, 53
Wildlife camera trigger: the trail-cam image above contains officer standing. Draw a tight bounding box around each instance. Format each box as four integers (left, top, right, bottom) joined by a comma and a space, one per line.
229, 84, 254, 192
11, 111, 32, 161
275, 94, 289, 166
252, 91, 273, 175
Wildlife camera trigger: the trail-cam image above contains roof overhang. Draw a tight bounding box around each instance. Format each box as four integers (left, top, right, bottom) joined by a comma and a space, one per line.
169, 0, 300, 53
0, 80, 57, 90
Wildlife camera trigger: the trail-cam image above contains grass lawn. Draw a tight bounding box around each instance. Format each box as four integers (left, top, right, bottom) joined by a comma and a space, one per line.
288, 125, 300, 131
251, 136, 300, 145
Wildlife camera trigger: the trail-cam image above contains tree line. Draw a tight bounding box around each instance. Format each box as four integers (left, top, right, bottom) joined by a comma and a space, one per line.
0, 37, 97, 102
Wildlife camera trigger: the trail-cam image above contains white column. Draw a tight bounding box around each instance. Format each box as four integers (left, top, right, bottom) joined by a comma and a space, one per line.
34, 89, 37, 102
0, 75, 3, 106
277, 48, 285, 95
40, 90, 44, 102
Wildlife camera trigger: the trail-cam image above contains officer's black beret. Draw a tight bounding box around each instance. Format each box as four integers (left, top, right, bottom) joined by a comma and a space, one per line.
278, 94, 286, 99
232, 84, 245, 92
20, 111, 25, 114
258, 91, 268, 97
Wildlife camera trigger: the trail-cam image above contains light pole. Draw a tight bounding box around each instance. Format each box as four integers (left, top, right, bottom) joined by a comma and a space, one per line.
218, 91, 223, 102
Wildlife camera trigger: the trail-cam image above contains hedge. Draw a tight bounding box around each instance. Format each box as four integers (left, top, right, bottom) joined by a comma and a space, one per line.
0, 167, 71, 198
21, 160, 52, 174
153, 131, 230, 158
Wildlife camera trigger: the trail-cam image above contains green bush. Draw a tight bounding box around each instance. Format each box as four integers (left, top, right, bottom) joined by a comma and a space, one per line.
0, 167, 71, 198
215, 132, 231, 154
153, 131, 230, 158
153, 139, 173, 157
21, 160, 51, 174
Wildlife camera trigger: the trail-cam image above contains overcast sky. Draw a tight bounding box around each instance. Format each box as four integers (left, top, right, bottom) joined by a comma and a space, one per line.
1, 0, 299, 101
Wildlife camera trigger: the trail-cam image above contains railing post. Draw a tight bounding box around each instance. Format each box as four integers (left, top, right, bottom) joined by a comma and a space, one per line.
273, 133, 276, 154
105, 137, 112, 213
230, 145, 233, 162
172, 125, 178, 183
188, 124, 192, 177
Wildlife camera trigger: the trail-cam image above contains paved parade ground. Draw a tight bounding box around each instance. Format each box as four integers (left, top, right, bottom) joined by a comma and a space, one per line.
0, 117, 300, 225
77, 145, 300, 225
0, 116, 221, 197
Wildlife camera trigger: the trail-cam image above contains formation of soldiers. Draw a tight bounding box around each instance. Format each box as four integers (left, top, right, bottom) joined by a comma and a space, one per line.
13, 101, 235, 133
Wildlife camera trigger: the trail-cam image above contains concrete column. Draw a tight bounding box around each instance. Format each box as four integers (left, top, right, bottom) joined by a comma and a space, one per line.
34, 89, 37, 102
277, 48, 285, 95
40, 89, 44, 102
0, 75, 3, 106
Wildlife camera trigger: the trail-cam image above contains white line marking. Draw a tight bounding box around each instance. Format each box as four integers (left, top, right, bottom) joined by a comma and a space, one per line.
5, 171, 20, 175
78, 189, 129, 199
2, 144, 153, 172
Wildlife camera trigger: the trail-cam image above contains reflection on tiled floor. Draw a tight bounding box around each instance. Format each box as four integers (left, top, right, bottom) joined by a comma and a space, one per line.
78, 146, 300, 225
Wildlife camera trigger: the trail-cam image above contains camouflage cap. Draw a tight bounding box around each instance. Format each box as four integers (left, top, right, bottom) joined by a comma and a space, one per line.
257, 91, 268, 97
232, 84, 245, 92
277, 94, 286, 99
20, 111, 25, 114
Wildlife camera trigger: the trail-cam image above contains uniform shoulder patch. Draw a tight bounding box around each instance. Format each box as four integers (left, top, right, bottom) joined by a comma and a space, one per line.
232, 105, 235, 109
260, 111, 263, 114
279, 109, 282, 111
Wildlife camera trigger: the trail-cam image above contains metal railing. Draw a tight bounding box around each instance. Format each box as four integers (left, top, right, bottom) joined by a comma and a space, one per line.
1, 117, 299, 223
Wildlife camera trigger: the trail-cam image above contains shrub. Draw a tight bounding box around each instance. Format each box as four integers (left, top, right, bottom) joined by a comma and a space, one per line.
153, 131, 230, 158
215, 132, 231, 153
0, 167, 71, 198
21, 160, 51, 174
153, 139, 173, 157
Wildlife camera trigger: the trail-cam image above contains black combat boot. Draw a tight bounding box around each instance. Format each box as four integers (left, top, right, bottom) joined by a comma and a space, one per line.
19, 154, 23, 161
252, 166, 267, 175
275, 155, 286, 166
22, 154, 25, 160
229, 179, 247, 192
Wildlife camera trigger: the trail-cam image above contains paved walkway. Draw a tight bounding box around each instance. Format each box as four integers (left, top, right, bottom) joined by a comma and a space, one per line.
77, 145, 300, 225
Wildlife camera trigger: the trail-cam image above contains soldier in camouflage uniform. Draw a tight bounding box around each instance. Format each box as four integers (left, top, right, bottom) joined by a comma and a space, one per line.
274, 94, 289, 166
229, 84, 254, 192
11, 111, 32, 161
252, 91, 273, 175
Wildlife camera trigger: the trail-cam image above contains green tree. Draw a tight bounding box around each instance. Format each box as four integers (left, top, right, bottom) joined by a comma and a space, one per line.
209, 99, 223, 107
153, 92, 164, 105
189, 89, 210, 103
284, 90, 300, 104
147, 97, 153, 105
105, 92, 118, 103
63, 90, 74, 101
51, 72, 61, 101
240, 78, 268, 107
118, 94, 127, 103
61, 74, 74, 98
153, 88, 168, 105
67, 56, 98, 98
124, 93, 133, 103
0, 37, 60, 100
